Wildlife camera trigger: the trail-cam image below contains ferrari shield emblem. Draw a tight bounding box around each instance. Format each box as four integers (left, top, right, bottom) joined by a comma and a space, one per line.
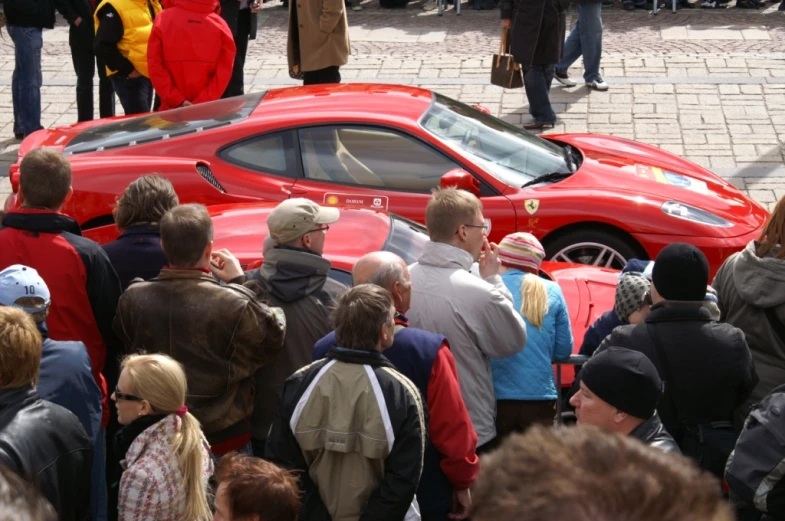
524, 199, 540, 215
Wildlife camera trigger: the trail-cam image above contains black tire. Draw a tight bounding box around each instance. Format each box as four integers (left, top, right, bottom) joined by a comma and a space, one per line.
544, 228, 643, 270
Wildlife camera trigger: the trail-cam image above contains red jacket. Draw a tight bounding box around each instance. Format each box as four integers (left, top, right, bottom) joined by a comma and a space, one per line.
148, 0, 236, 111
0, 209, 123, 427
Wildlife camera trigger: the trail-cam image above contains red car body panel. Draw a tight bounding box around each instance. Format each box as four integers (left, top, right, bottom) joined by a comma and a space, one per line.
10, 84, 768, 276
85, 202, 619, 388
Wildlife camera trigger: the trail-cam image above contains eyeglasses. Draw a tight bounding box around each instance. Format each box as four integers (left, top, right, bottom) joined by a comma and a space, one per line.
456, 223, 489, 235
113, 390, 144, 402
307, 224, 330, 234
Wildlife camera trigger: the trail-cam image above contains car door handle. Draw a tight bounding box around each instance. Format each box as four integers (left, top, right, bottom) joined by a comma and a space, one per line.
281, 187, 309, 196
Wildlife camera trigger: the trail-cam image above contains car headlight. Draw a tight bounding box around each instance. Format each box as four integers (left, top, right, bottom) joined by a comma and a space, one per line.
660, 201, 733, 228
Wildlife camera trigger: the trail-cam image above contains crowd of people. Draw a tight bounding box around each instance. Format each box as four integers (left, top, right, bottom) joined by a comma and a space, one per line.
3, 0, 351, 138
0, 147, 784, 521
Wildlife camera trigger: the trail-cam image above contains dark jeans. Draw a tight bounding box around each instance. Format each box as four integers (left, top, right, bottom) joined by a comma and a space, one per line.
110, 75, 153, 115
70, 24, 116, 121
556, 2, 603, 83
96, 58, 116, 119
303, 66, 341, 85
523, 64, 556, 124
8, 25, 43, 137
223, 8, 251, 97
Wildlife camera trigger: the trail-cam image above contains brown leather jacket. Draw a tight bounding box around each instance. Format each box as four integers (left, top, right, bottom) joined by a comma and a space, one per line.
113, 269, 285, 443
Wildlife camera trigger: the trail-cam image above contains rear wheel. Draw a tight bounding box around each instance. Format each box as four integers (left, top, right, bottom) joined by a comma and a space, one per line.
544, 228, 643, 270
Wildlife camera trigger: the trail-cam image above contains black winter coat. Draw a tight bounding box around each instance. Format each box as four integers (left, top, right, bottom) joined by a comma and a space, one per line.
4, 0, 62, 28
629, 414, 681, 454
500, 0, 568, 69
102, 224, 168, 291
219, 0, 258, 40
241, 246, 347, 441
0, 386, 93, 521
57, 0, 96, 48
597, 301, 759, 442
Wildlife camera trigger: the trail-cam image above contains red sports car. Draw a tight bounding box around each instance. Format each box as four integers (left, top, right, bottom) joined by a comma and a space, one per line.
8, 84, 768, 273
84, 202, 619, 390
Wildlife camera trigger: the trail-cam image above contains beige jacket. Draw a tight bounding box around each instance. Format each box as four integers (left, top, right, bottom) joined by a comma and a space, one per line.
287, 0, 350, 72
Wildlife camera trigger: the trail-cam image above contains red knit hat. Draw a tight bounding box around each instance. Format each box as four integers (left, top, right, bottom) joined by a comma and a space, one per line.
498, 232, 546, 272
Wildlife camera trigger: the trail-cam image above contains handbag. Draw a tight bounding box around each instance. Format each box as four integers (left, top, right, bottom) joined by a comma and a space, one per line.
491, 27, 524, 89
648, 324, 737, 481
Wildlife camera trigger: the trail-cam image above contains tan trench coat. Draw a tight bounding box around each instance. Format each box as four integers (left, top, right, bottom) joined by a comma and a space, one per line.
287, 0, 351, 72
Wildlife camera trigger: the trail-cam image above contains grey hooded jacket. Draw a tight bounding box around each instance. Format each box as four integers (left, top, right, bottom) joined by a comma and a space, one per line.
408, 241, 527, 446
714, 241, 785, 421
243, 246, 347, 440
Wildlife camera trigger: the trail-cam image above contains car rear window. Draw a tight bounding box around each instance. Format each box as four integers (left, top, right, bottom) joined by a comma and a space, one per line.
64, 92, 266, 155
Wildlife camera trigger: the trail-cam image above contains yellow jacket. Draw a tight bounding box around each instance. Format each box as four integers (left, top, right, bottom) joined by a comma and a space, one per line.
94, 0, 162, 77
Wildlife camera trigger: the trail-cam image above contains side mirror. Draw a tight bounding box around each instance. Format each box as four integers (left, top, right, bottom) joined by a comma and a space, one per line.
440, 169, 481, 197
9, 164, 20, 193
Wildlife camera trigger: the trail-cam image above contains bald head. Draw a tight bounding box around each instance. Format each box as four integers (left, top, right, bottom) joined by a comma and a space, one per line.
352, 252, 412, 312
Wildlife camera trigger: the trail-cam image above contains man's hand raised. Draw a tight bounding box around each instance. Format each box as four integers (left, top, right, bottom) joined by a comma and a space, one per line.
210, 249, 244, 282
479, 238, 502, 279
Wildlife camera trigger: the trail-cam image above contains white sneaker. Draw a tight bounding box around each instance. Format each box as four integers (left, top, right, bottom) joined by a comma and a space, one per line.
352, 2, 362, 9
586, 78, 609, 91
423, 0, 438, 10
554, 71, 577, 87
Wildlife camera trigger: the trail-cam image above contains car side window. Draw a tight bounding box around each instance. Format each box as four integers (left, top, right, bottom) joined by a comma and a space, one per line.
221, 130, 298, 177
297, 126, 465, 193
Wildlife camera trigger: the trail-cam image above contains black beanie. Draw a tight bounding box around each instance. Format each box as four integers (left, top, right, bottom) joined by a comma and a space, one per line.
652, 243, 709, 301
581, 347, 663, 420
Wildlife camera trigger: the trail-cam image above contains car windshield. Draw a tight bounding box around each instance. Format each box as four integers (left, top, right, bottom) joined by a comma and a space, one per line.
384, 214, 429, 265
64, 93, 266, 155
420, 93, 572, 187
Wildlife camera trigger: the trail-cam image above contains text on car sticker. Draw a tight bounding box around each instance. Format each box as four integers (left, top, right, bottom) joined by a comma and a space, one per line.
323, 193, 389, 211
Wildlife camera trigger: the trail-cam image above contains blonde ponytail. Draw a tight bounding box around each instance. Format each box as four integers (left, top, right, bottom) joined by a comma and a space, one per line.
520, 273, 549, 329
121, 354, 212, 521
172, 412, 212, 521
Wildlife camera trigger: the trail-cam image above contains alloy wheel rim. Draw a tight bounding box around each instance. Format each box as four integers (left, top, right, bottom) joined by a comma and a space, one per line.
551, 242, 628, 269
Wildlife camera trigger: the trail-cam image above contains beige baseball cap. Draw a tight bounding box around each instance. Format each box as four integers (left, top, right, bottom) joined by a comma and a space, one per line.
267, 198, 340, 245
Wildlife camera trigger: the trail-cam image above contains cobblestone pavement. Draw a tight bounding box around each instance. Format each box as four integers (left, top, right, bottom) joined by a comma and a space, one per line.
1, 4, 785, 208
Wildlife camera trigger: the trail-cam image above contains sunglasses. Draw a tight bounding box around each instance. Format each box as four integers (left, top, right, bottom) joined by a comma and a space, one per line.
308, 224, 330, 233
113, 390, 144, 402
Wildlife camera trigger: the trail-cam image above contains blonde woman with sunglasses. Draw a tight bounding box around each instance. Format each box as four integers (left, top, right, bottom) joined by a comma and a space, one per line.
110, 354, 212, 521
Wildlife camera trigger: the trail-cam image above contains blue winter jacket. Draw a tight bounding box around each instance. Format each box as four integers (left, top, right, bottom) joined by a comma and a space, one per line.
37, 322, 102, 445
491, 270, 573, 401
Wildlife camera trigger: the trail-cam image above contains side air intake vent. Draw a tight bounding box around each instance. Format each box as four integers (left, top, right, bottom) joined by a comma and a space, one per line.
196, 163, 225, 193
